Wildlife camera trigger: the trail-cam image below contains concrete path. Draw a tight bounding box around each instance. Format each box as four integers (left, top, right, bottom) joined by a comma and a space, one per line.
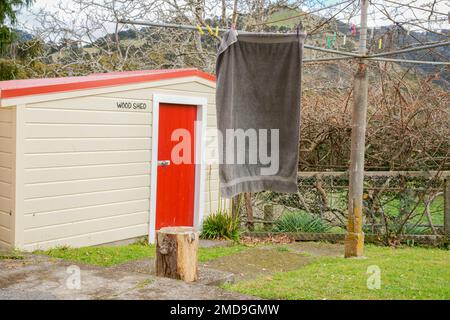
0, 254, 254, 300
0, 241, 345, 300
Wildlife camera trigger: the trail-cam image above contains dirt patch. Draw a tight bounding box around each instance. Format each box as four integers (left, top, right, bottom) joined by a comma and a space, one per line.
117, 276, 257, 300
0, 271, 29, 288
240, 235, 294, 245
108, 258, 154, 275
199, 239, 233, 248
286, 242, 344, 257
200, 242, 345, 282
0, 253, 43, 270
202, 246, 312, 281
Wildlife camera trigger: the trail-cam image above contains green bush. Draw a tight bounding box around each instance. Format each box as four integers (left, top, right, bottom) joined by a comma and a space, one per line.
201, 210, 240, 241
272, 211, 332, 233
390, 223, 430, 235
402, 224, 430, 235
0, 59, 20, 80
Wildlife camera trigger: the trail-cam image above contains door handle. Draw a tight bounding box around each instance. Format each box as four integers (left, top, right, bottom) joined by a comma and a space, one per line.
157, 160, 171, 167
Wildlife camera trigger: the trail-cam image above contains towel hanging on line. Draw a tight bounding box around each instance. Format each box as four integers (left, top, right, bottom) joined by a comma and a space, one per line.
216, 30, 306, 198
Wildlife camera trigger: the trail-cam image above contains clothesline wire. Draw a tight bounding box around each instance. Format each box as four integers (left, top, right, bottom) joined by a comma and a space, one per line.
370, 40, 450, 57
247, 0, 356, 27
371, 2, 449, 38
370, 2, 449, 62
372, 0, 449, 16
368, 1, 449, 38
120, 19, 361, 57
303, 56, 354, 63
367, 16, 448, 24
119, 19, 450, 65
308, 0, 356, 35
368, 56, 449, 65
246, 0, 448, 28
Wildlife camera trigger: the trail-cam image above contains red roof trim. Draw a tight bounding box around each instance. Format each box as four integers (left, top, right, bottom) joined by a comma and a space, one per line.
0, 69, 216, 100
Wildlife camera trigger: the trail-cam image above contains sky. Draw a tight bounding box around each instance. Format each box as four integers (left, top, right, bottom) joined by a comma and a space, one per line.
17, 0, 450, 33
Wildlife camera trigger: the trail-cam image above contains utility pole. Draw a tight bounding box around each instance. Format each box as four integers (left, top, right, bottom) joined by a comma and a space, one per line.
345, 0, 369, 258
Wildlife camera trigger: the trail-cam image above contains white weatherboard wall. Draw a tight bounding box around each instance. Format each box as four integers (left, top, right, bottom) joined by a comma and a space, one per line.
21, 96, 151, 251
0, 107, 14, 248
10, 77, 224, 251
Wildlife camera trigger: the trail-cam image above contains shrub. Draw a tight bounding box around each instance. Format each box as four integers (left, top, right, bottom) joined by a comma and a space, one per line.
133, 236, 151, 246
402, 224, 430, 235
392, 223, 430, 235
363, 223, 430, 236
272, 211, 332, 233
200, 210, 240, 241
0, 59, 20, 80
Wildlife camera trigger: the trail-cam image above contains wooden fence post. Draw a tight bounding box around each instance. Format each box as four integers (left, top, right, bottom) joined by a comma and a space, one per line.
231, 194, 241, 218
244, 192, 254, 231
444, 179, 450, 238
264, 204, 274, 230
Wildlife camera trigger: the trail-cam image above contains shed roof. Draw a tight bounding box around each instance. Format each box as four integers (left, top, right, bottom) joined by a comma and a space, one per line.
0, 68, 215, 100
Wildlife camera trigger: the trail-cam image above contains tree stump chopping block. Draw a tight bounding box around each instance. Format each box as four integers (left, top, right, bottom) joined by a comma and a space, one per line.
155, 226, 199, 282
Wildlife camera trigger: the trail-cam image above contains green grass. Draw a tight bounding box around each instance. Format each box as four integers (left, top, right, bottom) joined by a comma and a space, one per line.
37, 242, 249, 267
36, 240, 449, 299
325, 191, 444, 225
274, 245, 291, 252
39, 244, 154, 267
272, 211, 332, 233
0, 251, 24, 260
224, 245, 450, 300
199, 245, 248, 262
383, 195, 444, 225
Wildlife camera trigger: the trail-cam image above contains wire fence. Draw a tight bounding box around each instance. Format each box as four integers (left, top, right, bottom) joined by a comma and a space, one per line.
242, 171, 448, 243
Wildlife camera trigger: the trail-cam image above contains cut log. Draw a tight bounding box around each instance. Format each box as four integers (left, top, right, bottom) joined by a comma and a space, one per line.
155, 226, 199, 282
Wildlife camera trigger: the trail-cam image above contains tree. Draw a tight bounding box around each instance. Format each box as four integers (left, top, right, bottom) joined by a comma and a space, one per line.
0, 0, 34, 25
1, 0, 34, 55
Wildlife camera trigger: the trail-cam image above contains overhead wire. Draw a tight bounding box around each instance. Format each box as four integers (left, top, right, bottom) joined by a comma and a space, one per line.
369, 1, 449, 62
119, 1, 450, 66
377, 0, 449, 16
308, 0, 357, 35
247, 0, 356, 27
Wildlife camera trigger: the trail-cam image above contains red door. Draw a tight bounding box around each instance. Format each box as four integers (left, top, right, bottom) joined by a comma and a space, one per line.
155, 103, 197, 230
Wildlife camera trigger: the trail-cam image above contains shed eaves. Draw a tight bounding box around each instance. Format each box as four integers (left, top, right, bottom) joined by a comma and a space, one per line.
0, 68, 216, 100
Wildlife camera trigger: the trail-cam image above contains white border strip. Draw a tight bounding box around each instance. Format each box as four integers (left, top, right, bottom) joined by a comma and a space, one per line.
149, 94, 207, 243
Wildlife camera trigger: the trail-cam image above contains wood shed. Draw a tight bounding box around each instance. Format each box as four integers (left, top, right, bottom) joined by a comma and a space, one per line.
0, 69, 221, 251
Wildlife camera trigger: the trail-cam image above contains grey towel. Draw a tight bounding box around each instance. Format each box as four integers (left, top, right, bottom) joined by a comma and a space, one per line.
216, 30, 306, 198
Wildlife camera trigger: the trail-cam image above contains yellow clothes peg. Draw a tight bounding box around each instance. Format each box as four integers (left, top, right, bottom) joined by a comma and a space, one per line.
196, 24, 205, 35
378, 38, 382, 49
206, 25, 214, 36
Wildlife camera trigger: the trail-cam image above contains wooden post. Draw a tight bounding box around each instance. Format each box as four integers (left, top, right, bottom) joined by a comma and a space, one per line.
264, 204, 274, 231
155, 226, 199, 282
231, 194, 241, 218
345, 0, 369, 258
244, 192, 254, 231
444, 179, 450, 238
